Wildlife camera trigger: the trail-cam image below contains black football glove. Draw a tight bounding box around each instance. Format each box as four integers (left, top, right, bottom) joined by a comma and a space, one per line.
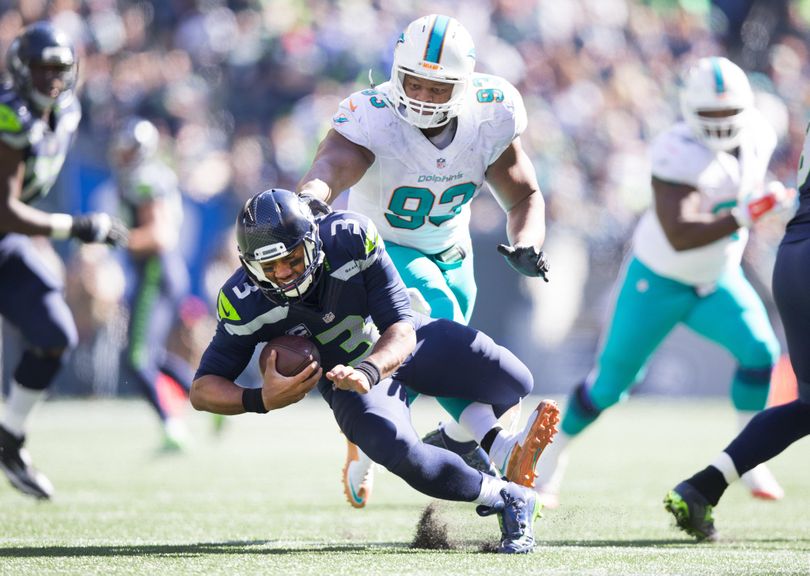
497, 244, 550, 282
70, 213, 129, 247
299, 192, 332, 217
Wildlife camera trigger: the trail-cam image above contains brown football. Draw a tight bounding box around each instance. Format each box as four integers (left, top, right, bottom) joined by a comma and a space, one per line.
259, 335, 321, 377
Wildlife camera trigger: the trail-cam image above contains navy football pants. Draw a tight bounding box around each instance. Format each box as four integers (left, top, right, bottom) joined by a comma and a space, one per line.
122, 254, 193, 422
723, 235, 810, 474
320, 319, 533, 501
0, 234, 77, 390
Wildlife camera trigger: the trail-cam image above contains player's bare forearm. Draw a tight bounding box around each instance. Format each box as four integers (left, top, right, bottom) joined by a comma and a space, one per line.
261, 356, 322, 410
653, 177, 739, 250
326, 321, 415, 394
296, 129, 374, 203
190, 374, 248, 415
0, 153, 57, 236
365, 320, 416, 378
487, 138, 546, 249
127, 199, 178, 257
505, 192, 546, 249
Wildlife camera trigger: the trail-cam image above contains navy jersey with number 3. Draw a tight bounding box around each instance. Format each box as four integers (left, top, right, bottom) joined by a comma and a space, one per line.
196, 211, 414, 382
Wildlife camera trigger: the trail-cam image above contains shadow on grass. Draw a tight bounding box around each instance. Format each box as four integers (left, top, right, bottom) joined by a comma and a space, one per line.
0, 541, 388, 558
540, 538, 810, 549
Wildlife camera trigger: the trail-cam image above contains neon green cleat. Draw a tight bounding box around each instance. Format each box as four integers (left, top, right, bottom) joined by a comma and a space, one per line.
664, 482, 717, 542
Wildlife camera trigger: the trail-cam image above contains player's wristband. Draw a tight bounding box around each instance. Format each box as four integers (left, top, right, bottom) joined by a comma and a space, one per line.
354, 360, 381, 388
242, 387, 268, 413
49, 213, 74, 240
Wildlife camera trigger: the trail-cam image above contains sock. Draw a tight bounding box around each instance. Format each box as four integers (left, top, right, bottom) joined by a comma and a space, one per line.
441, 419, 475, 444
725, 399, 810, 476
487, 429, 515, 473
710, 452, 740, 485
474, 473, 509, 507
458, 402, 499, 444
0, 381, 45, 437
685, 466, 728, 506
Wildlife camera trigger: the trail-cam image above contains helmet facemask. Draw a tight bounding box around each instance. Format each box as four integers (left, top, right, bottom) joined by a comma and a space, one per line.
386, 15, 475, 130
680, 57, 753, 152
240, 238, 323, 304
7, 22, 77, 112
236, 190, 325, 305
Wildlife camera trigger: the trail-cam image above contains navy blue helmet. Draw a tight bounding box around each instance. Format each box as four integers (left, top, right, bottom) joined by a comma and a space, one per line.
236, 189, 324, 304
6, 21, 77, 111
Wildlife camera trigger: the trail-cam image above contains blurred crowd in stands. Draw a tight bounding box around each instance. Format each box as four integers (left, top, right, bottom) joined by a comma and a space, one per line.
1, 0, 807, 398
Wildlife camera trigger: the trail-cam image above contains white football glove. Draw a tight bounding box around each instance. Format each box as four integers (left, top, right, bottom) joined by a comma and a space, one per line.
732, 181, 797, 228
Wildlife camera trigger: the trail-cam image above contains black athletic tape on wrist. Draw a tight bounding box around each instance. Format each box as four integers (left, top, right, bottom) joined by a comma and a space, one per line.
242, 387, 268, 413
354, 360, 381, 388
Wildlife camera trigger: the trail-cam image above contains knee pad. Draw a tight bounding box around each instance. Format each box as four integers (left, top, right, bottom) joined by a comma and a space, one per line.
731, 365, 773, 411
14, 350, 65, 391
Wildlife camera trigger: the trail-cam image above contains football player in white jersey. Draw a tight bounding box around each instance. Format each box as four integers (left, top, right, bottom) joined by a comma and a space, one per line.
534, 57, 795, 508
297, 14, 555, 508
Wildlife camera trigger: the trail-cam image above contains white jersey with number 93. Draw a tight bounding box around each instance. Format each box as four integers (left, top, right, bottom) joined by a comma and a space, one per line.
333, 73, 526, 255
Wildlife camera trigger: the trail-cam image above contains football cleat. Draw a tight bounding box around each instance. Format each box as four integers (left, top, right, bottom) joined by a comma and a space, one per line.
160, 418, 189, 453
210, 413, 227, 437
533, 435, 570, 510
741, 463, 784, 501
422, 426, 498, 476
664, 481, 717, 542
0, 425, 53, 500
503, 399, 560, 487
343, 438, 374, 508
477, 482, 541, 554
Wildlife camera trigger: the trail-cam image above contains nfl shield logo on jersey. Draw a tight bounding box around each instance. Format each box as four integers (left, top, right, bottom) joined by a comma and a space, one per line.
436, 158, 446, 169
322, 312, 336, 324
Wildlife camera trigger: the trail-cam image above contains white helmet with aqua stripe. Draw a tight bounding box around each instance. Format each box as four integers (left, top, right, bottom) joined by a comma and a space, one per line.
387, 14, 476, 129
680, 56, 754, 152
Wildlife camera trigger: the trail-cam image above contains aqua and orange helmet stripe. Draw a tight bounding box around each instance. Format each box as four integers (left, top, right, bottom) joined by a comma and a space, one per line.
423, 14, 450, 63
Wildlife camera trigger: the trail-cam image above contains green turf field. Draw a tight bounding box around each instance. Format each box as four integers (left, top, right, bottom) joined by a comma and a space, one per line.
0, 396, 807, 575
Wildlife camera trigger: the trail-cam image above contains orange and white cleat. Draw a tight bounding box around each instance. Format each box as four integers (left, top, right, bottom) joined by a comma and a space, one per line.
741, 463, 785, 501
503, 399, 560, 488
343, 438, 375, 508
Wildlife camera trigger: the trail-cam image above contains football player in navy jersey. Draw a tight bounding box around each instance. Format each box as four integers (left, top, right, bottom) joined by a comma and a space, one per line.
663, 123, 810, 542
190, 188, 557, 553
0, 21, 127, 499
108, 117, 195, 451
298, 14, 552, 508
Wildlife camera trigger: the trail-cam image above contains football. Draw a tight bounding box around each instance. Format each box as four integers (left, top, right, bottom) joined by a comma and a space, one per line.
259, 335, 321, 377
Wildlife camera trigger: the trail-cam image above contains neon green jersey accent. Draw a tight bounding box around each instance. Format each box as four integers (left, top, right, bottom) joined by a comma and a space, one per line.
0, 104, 22, 133
217, 290, 241, 321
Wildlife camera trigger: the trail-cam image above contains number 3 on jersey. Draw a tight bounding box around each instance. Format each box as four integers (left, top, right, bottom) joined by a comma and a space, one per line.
385, 182, 475, 229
